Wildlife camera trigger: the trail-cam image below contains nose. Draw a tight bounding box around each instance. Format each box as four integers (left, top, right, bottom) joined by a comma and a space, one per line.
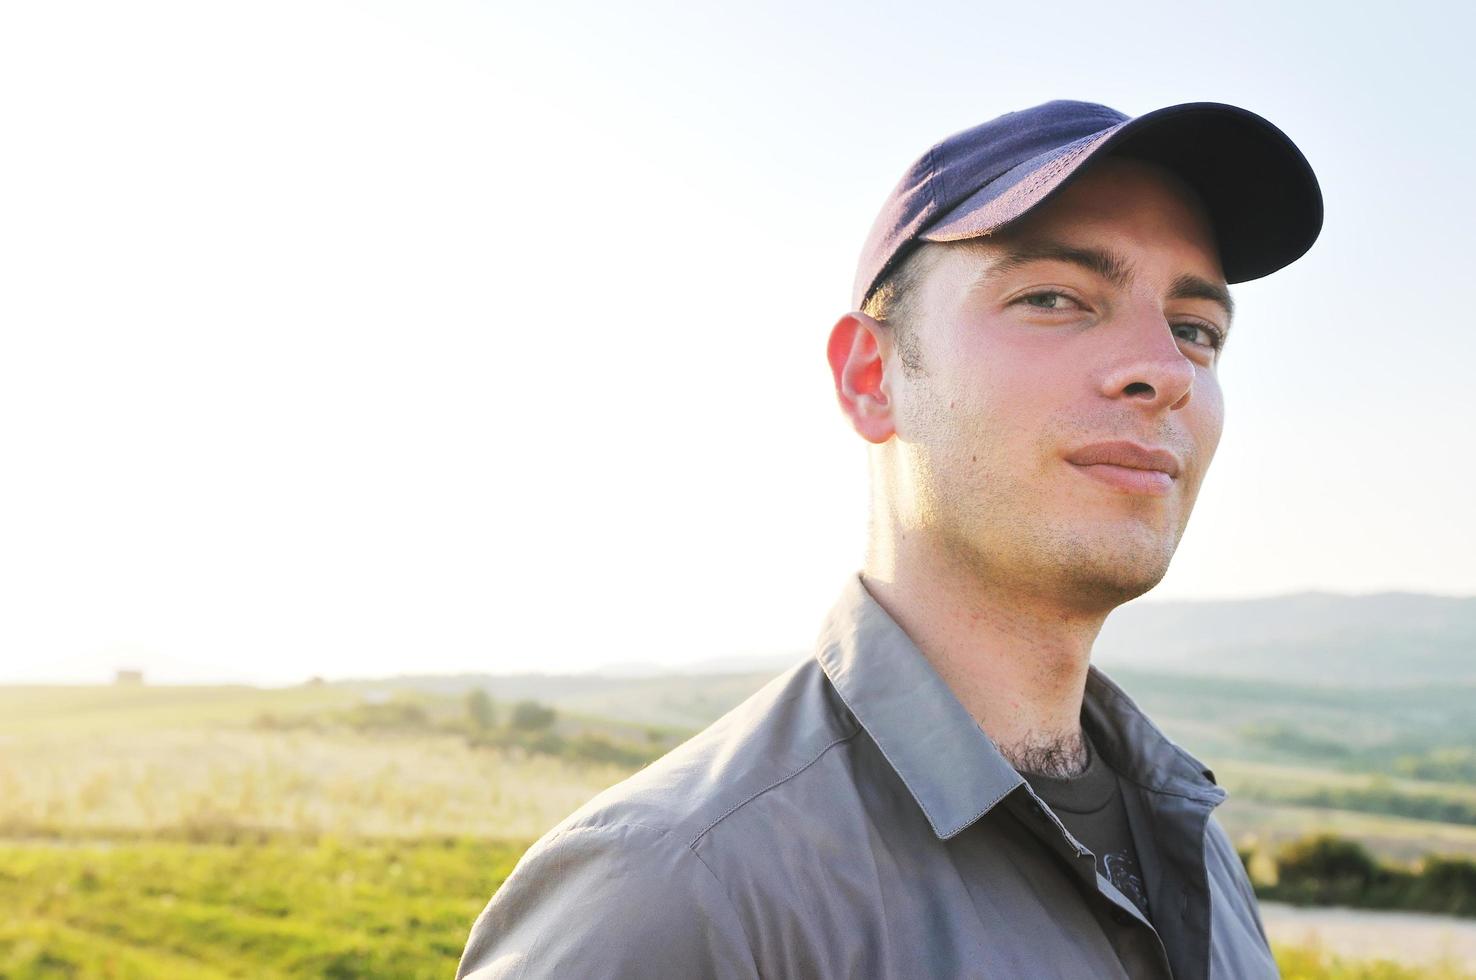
1098, 315, 1197, 411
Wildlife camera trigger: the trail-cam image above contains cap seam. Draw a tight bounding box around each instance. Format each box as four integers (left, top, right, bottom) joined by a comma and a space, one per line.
926, 145, 943, 216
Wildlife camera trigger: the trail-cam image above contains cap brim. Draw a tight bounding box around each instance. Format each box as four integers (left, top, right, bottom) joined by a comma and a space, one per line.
920, 102, 1323, 284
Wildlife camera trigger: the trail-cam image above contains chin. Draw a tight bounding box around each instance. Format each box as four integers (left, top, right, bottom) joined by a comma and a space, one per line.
937, 506, 1182, 608
1044, 520, 1180, 609
1071, 564, 1169, 608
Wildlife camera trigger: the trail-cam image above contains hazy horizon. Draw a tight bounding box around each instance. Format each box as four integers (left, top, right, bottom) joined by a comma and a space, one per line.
13, 585, 1474, 687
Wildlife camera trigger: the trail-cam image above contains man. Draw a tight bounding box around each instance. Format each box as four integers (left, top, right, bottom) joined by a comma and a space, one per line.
457, 100, 1322, 979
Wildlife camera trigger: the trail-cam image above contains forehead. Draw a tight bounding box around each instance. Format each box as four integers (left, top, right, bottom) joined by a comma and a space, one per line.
989, 157, 1222, 271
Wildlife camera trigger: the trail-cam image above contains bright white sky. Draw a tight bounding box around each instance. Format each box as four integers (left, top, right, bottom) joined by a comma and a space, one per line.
2, 0, 1472, 685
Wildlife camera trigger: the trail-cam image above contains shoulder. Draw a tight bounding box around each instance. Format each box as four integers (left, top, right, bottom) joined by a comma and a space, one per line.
457, 659, 868, 978
457, 820, 754, 979
545, 657, 862, 848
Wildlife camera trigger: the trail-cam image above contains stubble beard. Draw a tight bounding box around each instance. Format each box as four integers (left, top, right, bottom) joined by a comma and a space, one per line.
915, 425, 1192, 615
945, 464, 1190, 613
1002, 726, 1090, 779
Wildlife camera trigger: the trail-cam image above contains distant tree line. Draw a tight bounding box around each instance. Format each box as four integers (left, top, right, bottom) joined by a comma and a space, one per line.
1393, 746, 1476, 784
463, 695, 667, 768
1244, 834, 1476, 917
253, 691, 675, 769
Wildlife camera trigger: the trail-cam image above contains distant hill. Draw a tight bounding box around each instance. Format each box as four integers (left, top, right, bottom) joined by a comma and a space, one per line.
574, 591, 1476, 688
352, 592, 1475, 699
1093, 591, 1476, 686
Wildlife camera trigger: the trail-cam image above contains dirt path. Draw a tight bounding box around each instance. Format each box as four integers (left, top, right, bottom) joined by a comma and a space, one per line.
1262, 902, 1476, 971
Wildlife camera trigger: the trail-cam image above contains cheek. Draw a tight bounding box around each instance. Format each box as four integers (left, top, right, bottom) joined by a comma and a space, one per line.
1193, 373, 1226, 452
902, 319, 1069, 473
943, 327, 1054, 408
1176, 374, 1225, 498
916, 342, 1061, 463
934, 385, 1047, 487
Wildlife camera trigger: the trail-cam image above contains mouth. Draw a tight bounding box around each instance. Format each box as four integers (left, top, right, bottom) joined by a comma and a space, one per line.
1063, 441, 1181, 497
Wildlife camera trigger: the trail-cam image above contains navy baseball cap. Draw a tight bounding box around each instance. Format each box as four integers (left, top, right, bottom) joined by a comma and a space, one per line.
853, 100, 1323, 310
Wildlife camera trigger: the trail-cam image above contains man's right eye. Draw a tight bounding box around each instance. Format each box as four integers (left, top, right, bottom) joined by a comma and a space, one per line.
1019, 291, 1078, 310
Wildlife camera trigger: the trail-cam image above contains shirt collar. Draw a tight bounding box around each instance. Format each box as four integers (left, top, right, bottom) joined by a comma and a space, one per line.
814, 574, 1223, 841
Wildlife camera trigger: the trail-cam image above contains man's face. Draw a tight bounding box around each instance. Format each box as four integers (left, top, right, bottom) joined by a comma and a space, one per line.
882, 157, 1229, 610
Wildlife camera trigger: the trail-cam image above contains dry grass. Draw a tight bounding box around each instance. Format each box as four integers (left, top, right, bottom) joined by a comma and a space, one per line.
0, 727, 629, 840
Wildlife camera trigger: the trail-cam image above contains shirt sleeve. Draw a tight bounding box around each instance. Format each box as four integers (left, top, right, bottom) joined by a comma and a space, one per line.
455, 821, 760, 980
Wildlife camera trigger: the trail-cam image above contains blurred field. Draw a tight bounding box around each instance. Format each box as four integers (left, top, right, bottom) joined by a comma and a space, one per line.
1265, 903, 1476, 976
1273, 942, 1472, 980
0, 837, 523, 979
1221, 798, 1476, 865
1, 727, 629, 841
0, 684, 361, 736
4, 679, 1476, 977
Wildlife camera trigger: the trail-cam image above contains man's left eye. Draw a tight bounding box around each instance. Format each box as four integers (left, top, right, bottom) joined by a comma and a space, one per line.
1021, 291, 1075, 310
1171, 322, 1225, 350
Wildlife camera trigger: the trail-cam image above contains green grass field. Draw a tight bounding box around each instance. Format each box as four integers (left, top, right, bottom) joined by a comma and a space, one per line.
1273, 943, 1472, 980
0, 837, 523, 979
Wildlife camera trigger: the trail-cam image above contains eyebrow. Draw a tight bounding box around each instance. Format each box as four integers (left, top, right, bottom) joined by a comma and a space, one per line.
973, 239, 1235, 322
981, 241, 1131, 290
1168, 272, 1235, 321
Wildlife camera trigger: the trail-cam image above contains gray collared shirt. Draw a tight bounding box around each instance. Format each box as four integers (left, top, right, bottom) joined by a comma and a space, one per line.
457, 576, 1278, 979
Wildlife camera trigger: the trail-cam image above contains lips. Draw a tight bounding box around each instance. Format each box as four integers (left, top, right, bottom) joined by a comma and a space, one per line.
1064, 441, 1182, 496
1064, 441, 1182, 478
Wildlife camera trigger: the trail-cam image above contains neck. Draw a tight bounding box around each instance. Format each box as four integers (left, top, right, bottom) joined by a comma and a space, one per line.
862, 527, 1111, 778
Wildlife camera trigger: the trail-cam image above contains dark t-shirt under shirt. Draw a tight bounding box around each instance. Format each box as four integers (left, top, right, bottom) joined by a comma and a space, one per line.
1020, 730, 1153, 920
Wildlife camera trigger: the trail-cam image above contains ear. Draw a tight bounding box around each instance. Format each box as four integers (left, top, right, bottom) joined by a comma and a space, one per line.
827, 312, 895, 444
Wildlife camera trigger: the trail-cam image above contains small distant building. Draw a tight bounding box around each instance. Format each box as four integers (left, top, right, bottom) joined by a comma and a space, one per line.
114, 669, 144, 686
